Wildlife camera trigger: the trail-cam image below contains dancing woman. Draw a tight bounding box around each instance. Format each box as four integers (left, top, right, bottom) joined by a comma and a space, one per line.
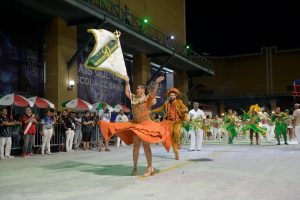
99, 76, 172, 176
241, 105, 266, 145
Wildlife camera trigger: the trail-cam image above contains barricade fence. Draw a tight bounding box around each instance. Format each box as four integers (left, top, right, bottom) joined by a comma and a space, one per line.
11, 123, 110, 152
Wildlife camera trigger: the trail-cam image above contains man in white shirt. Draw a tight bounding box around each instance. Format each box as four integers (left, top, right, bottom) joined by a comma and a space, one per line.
189, 102, 206, 151
98, 104, 111, 151
115, 109, 128, 147
293, 103, 300, 144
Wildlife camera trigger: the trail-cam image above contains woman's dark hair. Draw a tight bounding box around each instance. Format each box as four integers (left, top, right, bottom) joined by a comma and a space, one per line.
137, 84, 148, 95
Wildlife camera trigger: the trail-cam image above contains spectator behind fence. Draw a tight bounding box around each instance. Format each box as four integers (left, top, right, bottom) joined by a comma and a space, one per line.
65, 111, 75, 152
0, 108, 18, 159
114, 109, 128, 147
21, 107, 37, 158
74, 112, 82, 150
41, 109, 55, 155
11, 111, 21, 148
98, 103, 111, 151
82, 110, 94, 150
58, 110, 68, 151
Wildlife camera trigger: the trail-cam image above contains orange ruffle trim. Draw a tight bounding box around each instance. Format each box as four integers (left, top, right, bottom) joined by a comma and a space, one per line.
98, 119, 173, 152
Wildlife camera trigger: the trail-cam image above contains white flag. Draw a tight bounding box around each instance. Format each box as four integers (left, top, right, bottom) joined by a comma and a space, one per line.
84, 29, 127, 80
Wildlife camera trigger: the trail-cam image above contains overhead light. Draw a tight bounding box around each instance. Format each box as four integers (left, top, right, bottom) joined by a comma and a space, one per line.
167, 35, 175, 40
68, 80, 75, 91
143, 18, 149, 24
185, 45, 190, 49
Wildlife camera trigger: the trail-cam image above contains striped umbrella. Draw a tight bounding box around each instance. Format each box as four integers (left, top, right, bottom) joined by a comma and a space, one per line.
62, 98, 92, 110
28, 96, 55, 109
92, 102, 113, 112
0, 93, 33, 107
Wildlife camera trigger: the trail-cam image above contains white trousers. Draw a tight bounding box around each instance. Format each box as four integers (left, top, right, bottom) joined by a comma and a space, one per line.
0, 137, 12, 157
262, 124, 270, 142
42, 128, 53, 154
295, 125, 300, 144
269, 125, 275, 139
116, 136, 126, 147
189, 129, 203, 150
213, 127, 222, 141
65, 129, 75, 152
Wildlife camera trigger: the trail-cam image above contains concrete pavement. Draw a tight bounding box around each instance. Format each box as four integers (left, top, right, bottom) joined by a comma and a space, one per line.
1, 142, 300, 200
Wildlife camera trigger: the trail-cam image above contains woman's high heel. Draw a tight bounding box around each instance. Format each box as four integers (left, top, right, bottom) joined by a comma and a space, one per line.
143, 167, 155, 177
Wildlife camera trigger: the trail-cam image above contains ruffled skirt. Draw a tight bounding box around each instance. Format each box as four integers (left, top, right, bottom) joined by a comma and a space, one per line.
98, 119, 173, 152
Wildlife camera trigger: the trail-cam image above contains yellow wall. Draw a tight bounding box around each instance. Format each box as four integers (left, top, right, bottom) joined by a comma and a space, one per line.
193, 49, 300, 99
113, 0, 186, 45
44, 2, 186, 110
45, 18, 77, 111
272, 50, 300, 94
174, 70, 188, 104
132, 53, 151, 89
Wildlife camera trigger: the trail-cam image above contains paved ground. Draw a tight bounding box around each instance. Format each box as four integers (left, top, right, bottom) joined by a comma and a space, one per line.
1, 141, 300, 200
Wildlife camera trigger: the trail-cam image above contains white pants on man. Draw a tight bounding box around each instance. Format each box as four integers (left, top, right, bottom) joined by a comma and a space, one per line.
42, 128, 53, 154
269, 125, 275, 139
116, 136, 126, 147
261, 124, 271, 142
295, 125, 300, 144
189, 128, 203, 151
0, 137, 12, 159
262, 124, 274, 142
74, 129, 82, 149
213, 127, 222, 141
65, 129, 75, 152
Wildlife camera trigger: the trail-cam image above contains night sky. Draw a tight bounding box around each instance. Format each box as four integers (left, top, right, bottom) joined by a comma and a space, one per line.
186, 1, 300, 56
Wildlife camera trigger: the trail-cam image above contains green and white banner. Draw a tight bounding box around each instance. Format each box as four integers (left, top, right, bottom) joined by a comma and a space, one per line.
84, 29, 127, 80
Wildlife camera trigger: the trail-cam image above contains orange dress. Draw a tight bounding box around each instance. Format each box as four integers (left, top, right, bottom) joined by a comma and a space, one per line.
99, 94, 172, 152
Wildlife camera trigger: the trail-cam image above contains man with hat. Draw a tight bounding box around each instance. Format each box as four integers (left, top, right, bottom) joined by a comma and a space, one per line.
152, 87, 188, 160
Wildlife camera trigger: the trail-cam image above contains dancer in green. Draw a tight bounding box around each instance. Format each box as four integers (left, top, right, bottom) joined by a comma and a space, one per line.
224, 109, 238, 144
271, 107, 288, 145
241, 104, 266, 145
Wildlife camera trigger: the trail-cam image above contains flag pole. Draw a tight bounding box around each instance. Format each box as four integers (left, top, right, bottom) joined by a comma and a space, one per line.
127, 80, 134, 120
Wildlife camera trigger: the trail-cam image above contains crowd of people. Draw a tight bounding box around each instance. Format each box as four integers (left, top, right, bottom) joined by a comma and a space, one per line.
1, 85, 300, 177
0, 104, 132, 160
174, 103, 300, 150
1, 101, 300, 159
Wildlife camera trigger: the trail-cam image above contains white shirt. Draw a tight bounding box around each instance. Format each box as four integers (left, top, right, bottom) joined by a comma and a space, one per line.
189, 109, 206, 120
293, 109, 300, 126
101, 113, 111, 122
99, 109, 111, 122
115, 114, 129, 123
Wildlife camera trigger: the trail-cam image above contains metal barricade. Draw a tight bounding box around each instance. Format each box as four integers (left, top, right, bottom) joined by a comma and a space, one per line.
11, 122, 102, 152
